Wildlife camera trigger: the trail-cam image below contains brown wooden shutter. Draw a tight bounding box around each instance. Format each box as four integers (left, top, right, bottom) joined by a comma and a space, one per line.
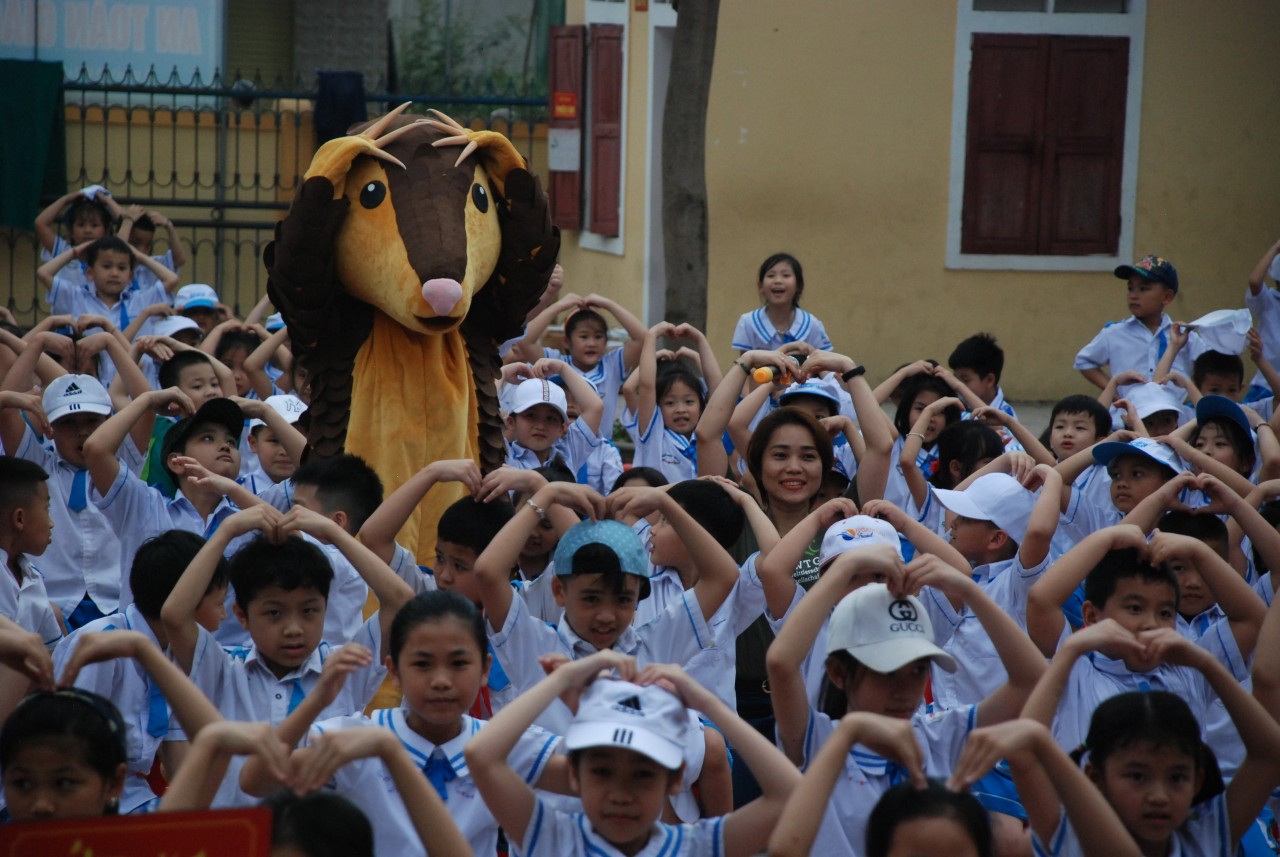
588, 24, 623, 236
549, 25, 585, 231
1039, 36, 1128, 256
961, 34, 1048, 255
961, 34, 1128, 256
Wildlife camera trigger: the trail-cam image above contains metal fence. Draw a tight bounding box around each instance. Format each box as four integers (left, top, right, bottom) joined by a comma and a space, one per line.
2, 63, 548, 324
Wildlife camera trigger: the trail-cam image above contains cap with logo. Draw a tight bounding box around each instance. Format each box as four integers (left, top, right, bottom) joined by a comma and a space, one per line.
509, 378, 569, 422
818, 515, 904, 568
1114, 255, 1178, 293
933, 472, 1037, 545
174, 284, 219, 312
42, 374, 113, 424
247, 394, 306, 429
1092, 436, 1187, 476
827, 582, 957, 673
778, 375, 843, 411
564, 678, 686, 769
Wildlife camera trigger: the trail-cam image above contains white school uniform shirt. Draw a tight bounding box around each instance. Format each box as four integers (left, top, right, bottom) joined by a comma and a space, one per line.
387, 542, 438, 595
41, 235, 90, 299
52, 604, 185, 814
1247, 285, 1280, 392
515, 565, 562, 624
13, 426, 142, 614
921, 551, 1051, 710
883, 435, 939, 513
0, 550, 62, 651
545, 346, 628, 434
187, 616, 386, 807
517, 796, 726, 857
94, 464, 246, 617
488, 587, 715, 735
575, 438, 624, 494
731, 307, 832, 352
797, 704, 977, 857
505, 419, 600, 477
129, 250, 176, 294
633, 408, 698, 484
1034, 792, 1231, 857
49, 280, 170, 386
1074, 313, 1206, 379
305, 709, 560, 857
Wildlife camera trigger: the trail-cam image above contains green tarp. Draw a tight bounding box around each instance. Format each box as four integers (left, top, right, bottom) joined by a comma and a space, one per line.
0, 59, 66, 230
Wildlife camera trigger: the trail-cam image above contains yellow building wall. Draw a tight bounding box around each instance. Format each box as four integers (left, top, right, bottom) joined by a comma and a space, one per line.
556, 1, 1280, 401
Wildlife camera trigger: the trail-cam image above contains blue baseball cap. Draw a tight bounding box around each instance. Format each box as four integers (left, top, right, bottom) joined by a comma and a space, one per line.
554, 519, 649, 581
1092, 436, 1186, 475
1114, 255, 1179, 293
1196, 395, 1252, 438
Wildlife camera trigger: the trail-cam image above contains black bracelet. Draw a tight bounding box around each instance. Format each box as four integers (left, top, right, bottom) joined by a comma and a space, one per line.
841, 364, 866, 382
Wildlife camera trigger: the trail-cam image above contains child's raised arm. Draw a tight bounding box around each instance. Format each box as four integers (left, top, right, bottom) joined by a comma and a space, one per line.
0, 331, 66, 455
583, 293, 648, 371
465, 650, 637, 846
755, 497, 855, 619
535, 355, 603, 437
159, 720, 288, 812
83, 387, 193, 497
359, 459, 482, 564
1019, 464, 1063, 570
1162, 433, 1255, 500
36, 240, 90, 292
127, 243, 180, 293
806, 350, 894, 502
725, 380, 777, 469
243, 326, 289, 399
872, 359, 932, 408
1118, 471, 1197, 533
147, 209, 187, 269
231, 396, 307, 471
34, 191, 85, 254
900, 395, 964, 509
694, 350, 790, 478
507, 292, 581, 364
673, 321, 722, 394
972, 405, 1057, 465
636, 322, 673, 433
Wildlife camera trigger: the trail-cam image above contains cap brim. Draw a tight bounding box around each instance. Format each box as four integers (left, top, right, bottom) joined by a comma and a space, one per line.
512, 402, 568, 421
45, 402, 112, 423
564, 720, 684, 769
844, 637, 958, 674
931, 487, 992, 523
1092, 441, 1179, 474
1196, 396, 1251, 437
180, 300, 216, 310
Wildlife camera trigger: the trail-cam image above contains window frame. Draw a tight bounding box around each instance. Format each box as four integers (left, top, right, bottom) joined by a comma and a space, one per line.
944, 0, 1147, 271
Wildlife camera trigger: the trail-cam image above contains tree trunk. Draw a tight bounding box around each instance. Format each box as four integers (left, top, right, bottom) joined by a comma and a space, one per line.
661, 0, 719, 331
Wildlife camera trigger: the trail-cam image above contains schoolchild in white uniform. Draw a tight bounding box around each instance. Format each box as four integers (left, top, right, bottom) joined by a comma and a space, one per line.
466, 649, 802, 857
0, 458, 62, 651
33, 185, 120, 300
1075, 255, 1206, 388
118, 209, 185, 295
948, 332, 1025, 451
767, 541, 1048, 857
634, 322, 712, 483
240, 591, 567, 857
1, 342, 152, 626
882, 374, 962, 512
731, 253, 832, 354
137, 315, 204, 390
237, 393, 306, 497
1245, 241, 1280, 399
52, 531, 229, 814
159, 503, 414, 807
504, 371, 603, 477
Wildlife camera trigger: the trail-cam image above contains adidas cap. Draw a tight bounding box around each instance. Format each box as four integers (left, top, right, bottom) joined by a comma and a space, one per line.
564, 678, 687, 769
42, 374, 112, 424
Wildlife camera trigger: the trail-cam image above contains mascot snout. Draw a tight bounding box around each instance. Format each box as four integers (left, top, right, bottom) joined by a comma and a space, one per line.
422, 278, 463, 315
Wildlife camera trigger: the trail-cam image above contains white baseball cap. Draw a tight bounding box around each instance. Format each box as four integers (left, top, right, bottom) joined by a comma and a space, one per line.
818, 515, 904, 568
508, 378, 568, 421
153, 315, 201, 338
779, 375, 843, 410
932, 473, 1036, 545
1121, 382, 1186, 421
248, 394, 306, 429
564, 678, 686, 769
1092, 436, 1187, 475
265, 312, 286, 332
174, 284, 219, 312
1187, 308, 1251, 356
827, 583, 957, 673
42, 374, 112, 423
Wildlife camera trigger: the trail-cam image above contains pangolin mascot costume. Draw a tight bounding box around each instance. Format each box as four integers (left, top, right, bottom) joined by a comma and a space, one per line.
266, 104, 559, 561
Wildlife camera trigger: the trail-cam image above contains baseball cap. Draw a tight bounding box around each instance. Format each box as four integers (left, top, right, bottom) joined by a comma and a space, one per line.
174, 284, 219, 312
1114, 255, 1178, 293
1186, 309, 1251, 356
1196, 394, 1252, 438
248, 394, 306, 429
42, 374, 112, 424
265, 312, 286, 332
1122, 382, 1186, 421
160, 398, 244, 480
817, 515, 904, 568
153, 315, 201, 339
779, 375, 842, 411
564, 678, 686, 769
554, 519, 650, 581
509, 379, 568, 422
932, 472, 1036, 545
827, 583, 957, 673
1092, 436, 1186, 475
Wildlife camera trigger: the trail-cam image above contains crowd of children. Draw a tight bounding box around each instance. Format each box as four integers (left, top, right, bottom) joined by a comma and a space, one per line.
5, 184, 1280, 856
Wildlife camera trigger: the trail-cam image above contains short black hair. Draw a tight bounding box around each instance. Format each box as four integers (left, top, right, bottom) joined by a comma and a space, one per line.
1049, 394, 1112, 441
1192, 351, 1245, 387
228, 534, 333, 613
1157, 509, 1229, 553
83, 235, 133, 268
291, 455, 384, 533
214, 329, 261, 362
159, 350, 214, 390
932, 421, 1004, 490
436, 496, 515, 555
560, 543, 650, 600
655, 362, 706, 412
947, 332, 1004, 382
666, 480, 745, 549
610, 466, 668, 492
1084, 547, 1179, 612
0, 457, 47, 518
534, 459, 577, 486
131, 213, 155, 233
865, 778, 992, 857
893, 375, 960, 437
260, 791, 373, 857
564, 307, 608, 339
389, 590, 487, 664
757, 252, 805, 305
0, 689, 127, 794
130, 530, 229, 619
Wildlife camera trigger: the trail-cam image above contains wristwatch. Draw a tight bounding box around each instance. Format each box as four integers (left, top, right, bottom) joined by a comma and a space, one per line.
841, 364, 867, 382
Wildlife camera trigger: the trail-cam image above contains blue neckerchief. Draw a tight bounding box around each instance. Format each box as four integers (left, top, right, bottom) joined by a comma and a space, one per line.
146, 678, 169, 738
1157, 329, 1168, 361
203, 514, 223, 540
423, 749, 457, 801
288, 679, 305, 715
67, 468, 89, 513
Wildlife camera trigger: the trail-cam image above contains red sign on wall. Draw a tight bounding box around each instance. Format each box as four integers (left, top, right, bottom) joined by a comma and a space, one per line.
552, 91, 578, 121
0, 807, 273, 856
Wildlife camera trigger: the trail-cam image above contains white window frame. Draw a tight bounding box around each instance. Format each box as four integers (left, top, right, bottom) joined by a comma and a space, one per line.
944, 0, 1147, 271
579, 0, 628, 256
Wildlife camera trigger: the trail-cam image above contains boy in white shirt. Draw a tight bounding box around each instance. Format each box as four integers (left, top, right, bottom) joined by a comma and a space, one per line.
503, 370, 603, 476
0, 457, 62, 650
1075, 255, 1205, 389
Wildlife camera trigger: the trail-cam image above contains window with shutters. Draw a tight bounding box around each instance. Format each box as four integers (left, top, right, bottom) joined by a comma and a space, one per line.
945, 0, 1147, 271
578, 1, 628, 254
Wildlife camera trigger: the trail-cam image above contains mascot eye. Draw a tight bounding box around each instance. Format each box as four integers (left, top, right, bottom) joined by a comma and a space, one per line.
359, 181, 386, 209
471, 183, 489, 213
